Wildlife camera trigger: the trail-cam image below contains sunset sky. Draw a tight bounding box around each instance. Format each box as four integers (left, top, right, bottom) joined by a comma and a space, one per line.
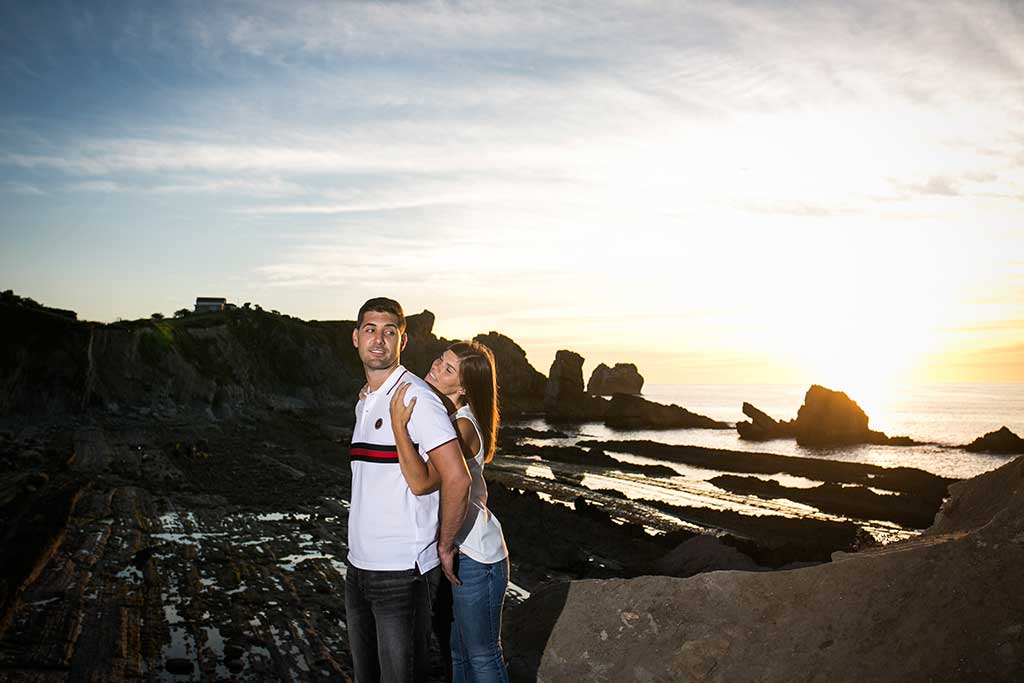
2, 1, 1022, 391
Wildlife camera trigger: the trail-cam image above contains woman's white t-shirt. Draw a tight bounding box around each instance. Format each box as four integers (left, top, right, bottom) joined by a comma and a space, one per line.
453, 405, 508, 564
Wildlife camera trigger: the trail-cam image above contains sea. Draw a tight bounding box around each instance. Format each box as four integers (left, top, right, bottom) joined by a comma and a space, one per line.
514, 382, 1024, 481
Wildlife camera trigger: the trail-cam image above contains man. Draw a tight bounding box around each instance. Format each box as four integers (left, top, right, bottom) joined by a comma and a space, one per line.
346, 297, 471, 682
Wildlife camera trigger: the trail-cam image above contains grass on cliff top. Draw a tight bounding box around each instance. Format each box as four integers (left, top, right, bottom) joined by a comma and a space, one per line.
135, 308, 362, 386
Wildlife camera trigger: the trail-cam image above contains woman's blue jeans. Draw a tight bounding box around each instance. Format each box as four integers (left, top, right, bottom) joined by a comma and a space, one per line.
450, 555, 509, 683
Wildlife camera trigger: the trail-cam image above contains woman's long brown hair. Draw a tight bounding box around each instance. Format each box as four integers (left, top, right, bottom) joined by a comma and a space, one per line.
450, 341, 499, 463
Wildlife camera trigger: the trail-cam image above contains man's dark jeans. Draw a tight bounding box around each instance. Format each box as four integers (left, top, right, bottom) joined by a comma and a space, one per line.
345, 562, 442, 683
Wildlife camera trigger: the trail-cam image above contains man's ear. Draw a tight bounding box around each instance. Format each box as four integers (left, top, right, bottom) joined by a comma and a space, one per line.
352, 327, 359, 348
401, 333, 408, 352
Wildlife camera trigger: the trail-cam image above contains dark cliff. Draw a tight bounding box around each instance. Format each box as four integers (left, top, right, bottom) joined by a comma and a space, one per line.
0, 302, 547, 421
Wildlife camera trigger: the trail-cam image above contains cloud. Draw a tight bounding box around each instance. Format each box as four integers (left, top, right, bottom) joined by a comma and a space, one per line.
909, 176, 961, 197
67, 180, 121, 192
1, 180, 43, 195
734, 199, 853, 217
963, 170, 999, 183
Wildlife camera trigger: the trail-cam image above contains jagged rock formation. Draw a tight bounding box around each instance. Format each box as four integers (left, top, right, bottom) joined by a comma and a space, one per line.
735, 402, 795, 440
737, 385, 917, 447
964, 425, 1024, 454
391, 310, 448, 379
400, 318, 547, 417
544, 351, 716, 426
473, 332, 546, 416
604, 394, 730, 430
504, 455, 1024, 682
543, 351, 608, 421
793, 384, 877, 446
586, 363, 643, 395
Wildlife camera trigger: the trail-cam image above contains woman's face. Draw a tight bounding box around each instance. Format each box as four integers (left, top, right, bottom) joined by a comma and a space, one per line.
427, 350, 463, 399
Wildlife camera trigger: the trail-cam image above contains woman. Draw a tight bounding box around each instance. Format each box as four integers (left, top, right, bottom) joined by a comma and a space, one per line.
390, 340, 509, 683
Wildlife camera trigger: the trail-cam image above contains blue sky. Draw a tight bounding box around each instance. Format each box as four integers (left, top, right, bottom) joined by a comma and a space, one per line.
2, 1, 1023, 387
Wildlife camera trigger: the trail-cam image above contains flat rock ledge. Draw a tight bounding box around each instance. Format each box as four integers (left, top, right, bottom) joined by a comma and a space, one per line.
504, 455, 1024, 682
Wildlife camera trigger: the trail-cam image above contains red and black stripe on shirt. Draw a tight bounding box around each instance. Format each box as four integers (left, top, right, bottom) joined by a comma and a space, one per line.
349, 442, 418, 464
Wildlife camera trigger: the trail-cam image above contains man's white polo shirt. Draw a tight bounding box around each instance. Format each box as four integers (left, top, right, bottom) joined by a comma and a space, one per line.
347, 365, 457, 572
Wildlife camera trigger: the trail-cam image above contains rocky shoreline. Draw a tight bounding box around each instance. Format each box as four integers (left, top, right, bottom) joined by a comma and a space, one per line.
503, 454, 1024, 681
0, 407, 954, 681
2, 295, 1021, 681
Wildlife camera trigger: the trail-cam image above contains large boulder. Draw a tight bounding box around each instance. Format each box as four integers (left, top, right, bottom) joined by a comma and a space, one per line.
793, 384, 872, 445
604, 394, 730, 430
545, 350, 585, 403
504, 456, 1024, 682
587, 363, 644, 395
544, 350, 607, 422
651, 535, 765, 578
963, 426, 1024, 454
792, 385, 916, 447
737, 387, 917, 447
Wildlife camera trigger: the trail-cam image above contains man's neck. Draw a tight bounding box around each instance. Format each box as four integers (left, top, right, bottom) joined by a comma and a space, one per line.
364, 363, 400, 393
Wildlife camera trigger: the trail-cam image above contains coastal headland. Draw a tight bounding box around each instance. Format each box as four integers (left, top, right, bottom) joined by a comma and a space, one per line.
1, 292, 1019, 680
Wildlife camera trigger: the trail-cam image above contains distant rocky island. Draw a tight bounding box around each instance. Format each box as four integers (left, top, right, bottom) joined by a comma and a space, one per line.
737, 385, 919, 446
1, 289, 1021, 681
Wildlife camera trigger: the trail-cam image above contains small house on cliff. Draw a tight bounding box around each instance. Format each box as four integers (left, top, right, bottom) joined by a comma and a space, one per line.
194, 297, 227, 313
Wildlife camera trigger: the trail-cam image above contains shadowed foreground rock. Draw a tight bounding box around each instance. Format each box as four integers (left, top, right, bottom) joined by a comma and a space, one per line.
505, 455, 1024, 682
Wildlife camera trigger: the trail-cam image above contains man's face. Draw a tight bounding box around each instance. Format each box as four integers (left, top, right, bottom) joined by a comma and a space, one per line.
352, 310, 406, 371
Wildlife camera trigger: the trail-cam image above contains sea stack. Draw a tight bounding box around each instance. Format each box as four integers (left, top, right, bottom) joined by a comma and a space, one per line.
586, 363, 644, 395
544, 350, 608, 421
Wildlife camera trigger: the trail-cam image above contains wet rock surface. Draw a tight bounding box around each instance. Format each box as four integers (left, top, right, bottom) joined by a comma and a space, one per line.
504, 455, 1024, 682
709, 474, 940, 529
500, 440, 678, 478
0, 408, 958, 682
579, 438, 953, 504
0, 415, 358, 681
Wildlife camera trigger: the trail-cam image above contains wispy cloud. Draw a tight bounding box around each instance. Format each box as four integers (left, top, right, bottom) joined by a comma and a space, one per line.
1, 180, 43, 195
67, 180, 121, 192
734, 199, 854, 217
908, 176, 961, 197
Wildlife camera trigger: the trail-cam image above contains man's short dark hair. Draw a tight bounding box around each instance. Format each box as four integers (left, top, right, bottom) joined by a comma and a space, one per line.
357, 297, 406, 332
